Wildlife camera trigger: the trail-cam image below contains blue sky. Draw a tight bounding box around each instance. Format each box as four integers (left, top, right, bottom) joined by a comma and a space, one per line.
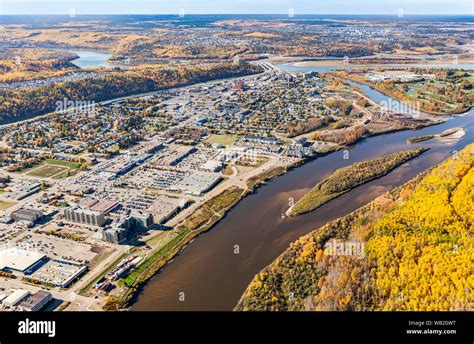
1, 0, 473, 15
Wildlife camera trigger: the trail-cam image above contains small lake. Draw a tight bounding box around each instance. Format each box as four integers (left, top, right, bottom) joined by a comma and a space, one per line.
70, 50, 113, 68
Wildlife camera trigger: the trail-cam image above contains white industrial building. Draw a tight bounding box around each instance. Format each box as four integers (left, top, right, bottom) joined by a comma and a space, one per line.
2, 289, 30, 308
0, 247, 47, 275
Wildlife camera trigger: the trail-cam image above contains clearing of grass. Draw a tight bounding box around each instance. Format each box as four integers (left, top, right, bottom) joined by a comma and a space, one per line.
44, 159, 81, 169
26, 159, 81, 178
206, 187, 244, 214
288, 148, 428, 216
0, 199, 17, 210
27, 165, 68, 178
236, 157, 270, 168
119, 228, 189, 288
206, 134, 238, 146
185, 207, 217, 230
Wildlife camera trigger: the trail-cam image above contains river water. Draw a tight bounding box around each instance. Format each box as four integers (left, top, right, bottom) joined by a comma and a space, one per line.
131, 68, 474, 311
70, 50, 113, 68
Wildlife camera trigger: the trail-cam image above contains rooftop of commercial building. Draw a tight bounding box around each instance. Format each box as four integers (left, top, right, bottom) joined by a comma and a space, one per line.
65, 206, 104, 216
2, 289, 30, 306
171, 171, 221, 195
145, 195, 187, 224
0, 247, 46, 272
89, 199, 119, 214
18, 290, 52, 311
11, 207, 43, 218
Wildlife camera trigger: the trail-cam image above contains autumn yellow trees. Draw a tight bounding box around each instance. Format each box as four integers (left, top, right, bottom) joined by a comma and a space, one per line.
365, 147, 474, 311
452, 168, 474, 226
237, 144, 474, 312
310, 125, 367, 146
0, 62, 260, 123
289, 148, 427, 216
331, 69, 474, 115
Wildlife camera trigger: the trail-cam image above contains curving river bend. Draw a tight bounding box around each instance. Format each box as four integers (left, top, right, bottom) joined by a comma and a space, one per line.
70, 50, 113, 69
131, 67, 474, 311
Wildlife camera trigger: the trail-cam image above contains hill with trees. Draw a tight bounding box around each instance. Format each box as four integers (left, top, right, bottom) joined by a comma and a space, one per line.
0, 62, 260, 123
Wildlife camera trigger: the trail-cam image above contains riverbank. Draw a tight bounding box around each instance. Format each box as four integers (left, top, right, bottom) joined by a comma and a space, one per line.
104, 161, 300, 310
237, 143, 474, 311
131, 89, 473, 312
115, 122, 438, 309
127, 81, 471, 311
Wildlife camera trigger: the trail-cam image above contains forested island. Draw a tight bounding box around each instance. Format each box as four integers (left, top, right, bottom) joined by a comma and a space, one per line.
288, 148, 428, 216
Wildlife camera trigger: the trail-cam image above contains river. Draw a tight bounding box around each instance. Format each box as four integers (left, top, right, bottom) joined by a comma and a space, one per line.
70, 50, 113, 68
131, 69, 474, 311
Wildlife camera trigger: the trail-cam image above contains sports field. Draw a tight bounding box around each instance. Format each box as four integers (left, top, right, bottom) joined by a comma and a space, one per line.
205, 134, 238, 146
0, 199, 16, 210
27, 165, 67, 178
26, 159, 81, 178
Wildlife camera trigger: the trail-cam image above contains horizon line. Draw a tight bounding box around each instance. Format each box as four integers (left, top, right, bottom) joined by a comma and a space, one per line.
1, 13, 473, 16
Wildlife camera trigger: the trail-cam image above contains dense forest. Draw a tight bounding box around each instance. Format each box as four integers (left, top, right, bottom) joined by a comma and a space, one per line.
237, 144, 474, 311
0, 62, 261, 123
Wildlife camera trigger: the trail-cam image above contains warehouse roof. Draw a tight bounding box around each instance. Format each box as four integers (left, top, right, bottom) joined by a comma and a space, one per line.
0, 247, 46, 272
